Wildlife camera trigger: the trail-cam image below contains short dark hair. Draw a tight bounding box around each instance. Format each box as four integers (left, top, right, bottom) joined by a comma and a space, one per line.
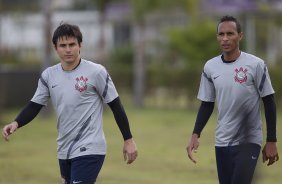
217, 15, 242, 33
52, 23, 83, 47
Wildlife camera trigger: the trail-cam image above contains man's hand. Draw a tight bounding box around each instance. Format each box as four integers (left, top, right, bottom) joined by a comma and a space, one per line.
123, 138, 138, 164
186, 133, 200, 164
262, 142, 279, 166
2, 121, 19, 141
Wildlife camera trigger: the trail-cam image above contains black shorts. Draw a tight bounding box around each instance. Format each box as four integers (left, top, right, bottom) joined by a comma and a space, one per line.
215, 143, 261, 184
59, 154, 105, 184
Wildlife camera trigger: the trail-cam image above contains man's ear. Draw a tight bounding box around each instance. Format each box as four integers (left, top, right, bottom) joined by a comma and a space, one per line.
239, 32, 244, 41
53, 44, 57, 50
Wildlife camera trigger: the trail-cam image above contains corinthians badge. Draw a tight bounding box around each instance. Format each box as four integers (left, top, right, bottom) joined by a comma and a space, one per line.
75, 76, 88, 92
234, 67, 248, 84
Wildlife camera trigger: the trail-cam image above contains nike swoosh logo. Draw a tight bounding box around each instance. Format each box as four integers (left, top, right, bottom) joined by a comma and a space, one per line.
51, 84, 58, 88
73, 181, 83, 184
213, 75, 220, 80
251, 156, 257, 160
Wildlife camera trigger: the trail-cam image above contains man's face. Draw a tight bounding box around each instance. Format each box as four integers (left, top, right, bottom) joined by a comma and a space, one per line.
217, 21, 243, 54
54, 36, 81, 64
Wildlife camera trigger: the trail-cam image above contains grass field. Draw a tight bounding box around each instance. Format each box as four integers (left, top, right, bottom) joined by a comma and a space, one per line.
0, 106, 281, 184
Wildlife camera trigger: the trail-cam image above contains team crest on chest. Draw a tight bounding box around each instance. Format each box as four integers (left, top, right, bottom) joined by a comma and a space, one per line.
234, 67, 248, 84
75, 76, 88, 92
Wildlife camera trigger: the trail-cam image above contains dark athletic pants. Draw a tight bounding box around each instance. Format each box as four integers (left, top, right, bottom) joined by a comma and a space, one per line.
215, 143, 261, 184
59, 155, 105, 184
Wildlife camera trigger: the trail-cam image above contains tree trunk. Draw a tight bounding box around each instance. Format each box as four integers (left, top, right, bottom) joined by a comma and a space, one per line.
42, 0, 52, 70
97, 10, 107, 64
245, 14, 256, 54
132, 21, 145, 107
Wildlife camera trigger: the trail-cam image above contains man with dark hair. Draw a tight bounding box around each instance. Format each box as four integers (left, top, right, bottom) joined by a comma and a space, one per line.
186, 15, 279, 184
2, 23, 138, 184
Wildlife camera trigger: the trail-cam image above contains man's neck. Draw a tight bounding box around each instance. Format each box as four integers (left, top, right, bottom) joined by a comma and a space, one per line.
223, 50, 241, 62
61, 58, 81, 71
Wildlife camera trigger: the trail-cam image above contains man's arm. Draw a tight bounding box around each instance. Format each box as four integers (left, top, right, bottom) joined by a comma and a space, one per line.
2, 101, 43, 141
107, 97, 132, 140
107, 97, 137, 164
261, 94, 279, 166
262, 94, 276, 142
187, 101, 214, 163
192, 101, 215, 137
15, 101, 43, 128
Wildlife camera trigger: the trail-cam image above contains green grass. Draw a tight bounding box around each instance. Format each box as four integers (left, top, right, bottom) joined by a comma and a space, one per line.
0, 107, 281, 184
